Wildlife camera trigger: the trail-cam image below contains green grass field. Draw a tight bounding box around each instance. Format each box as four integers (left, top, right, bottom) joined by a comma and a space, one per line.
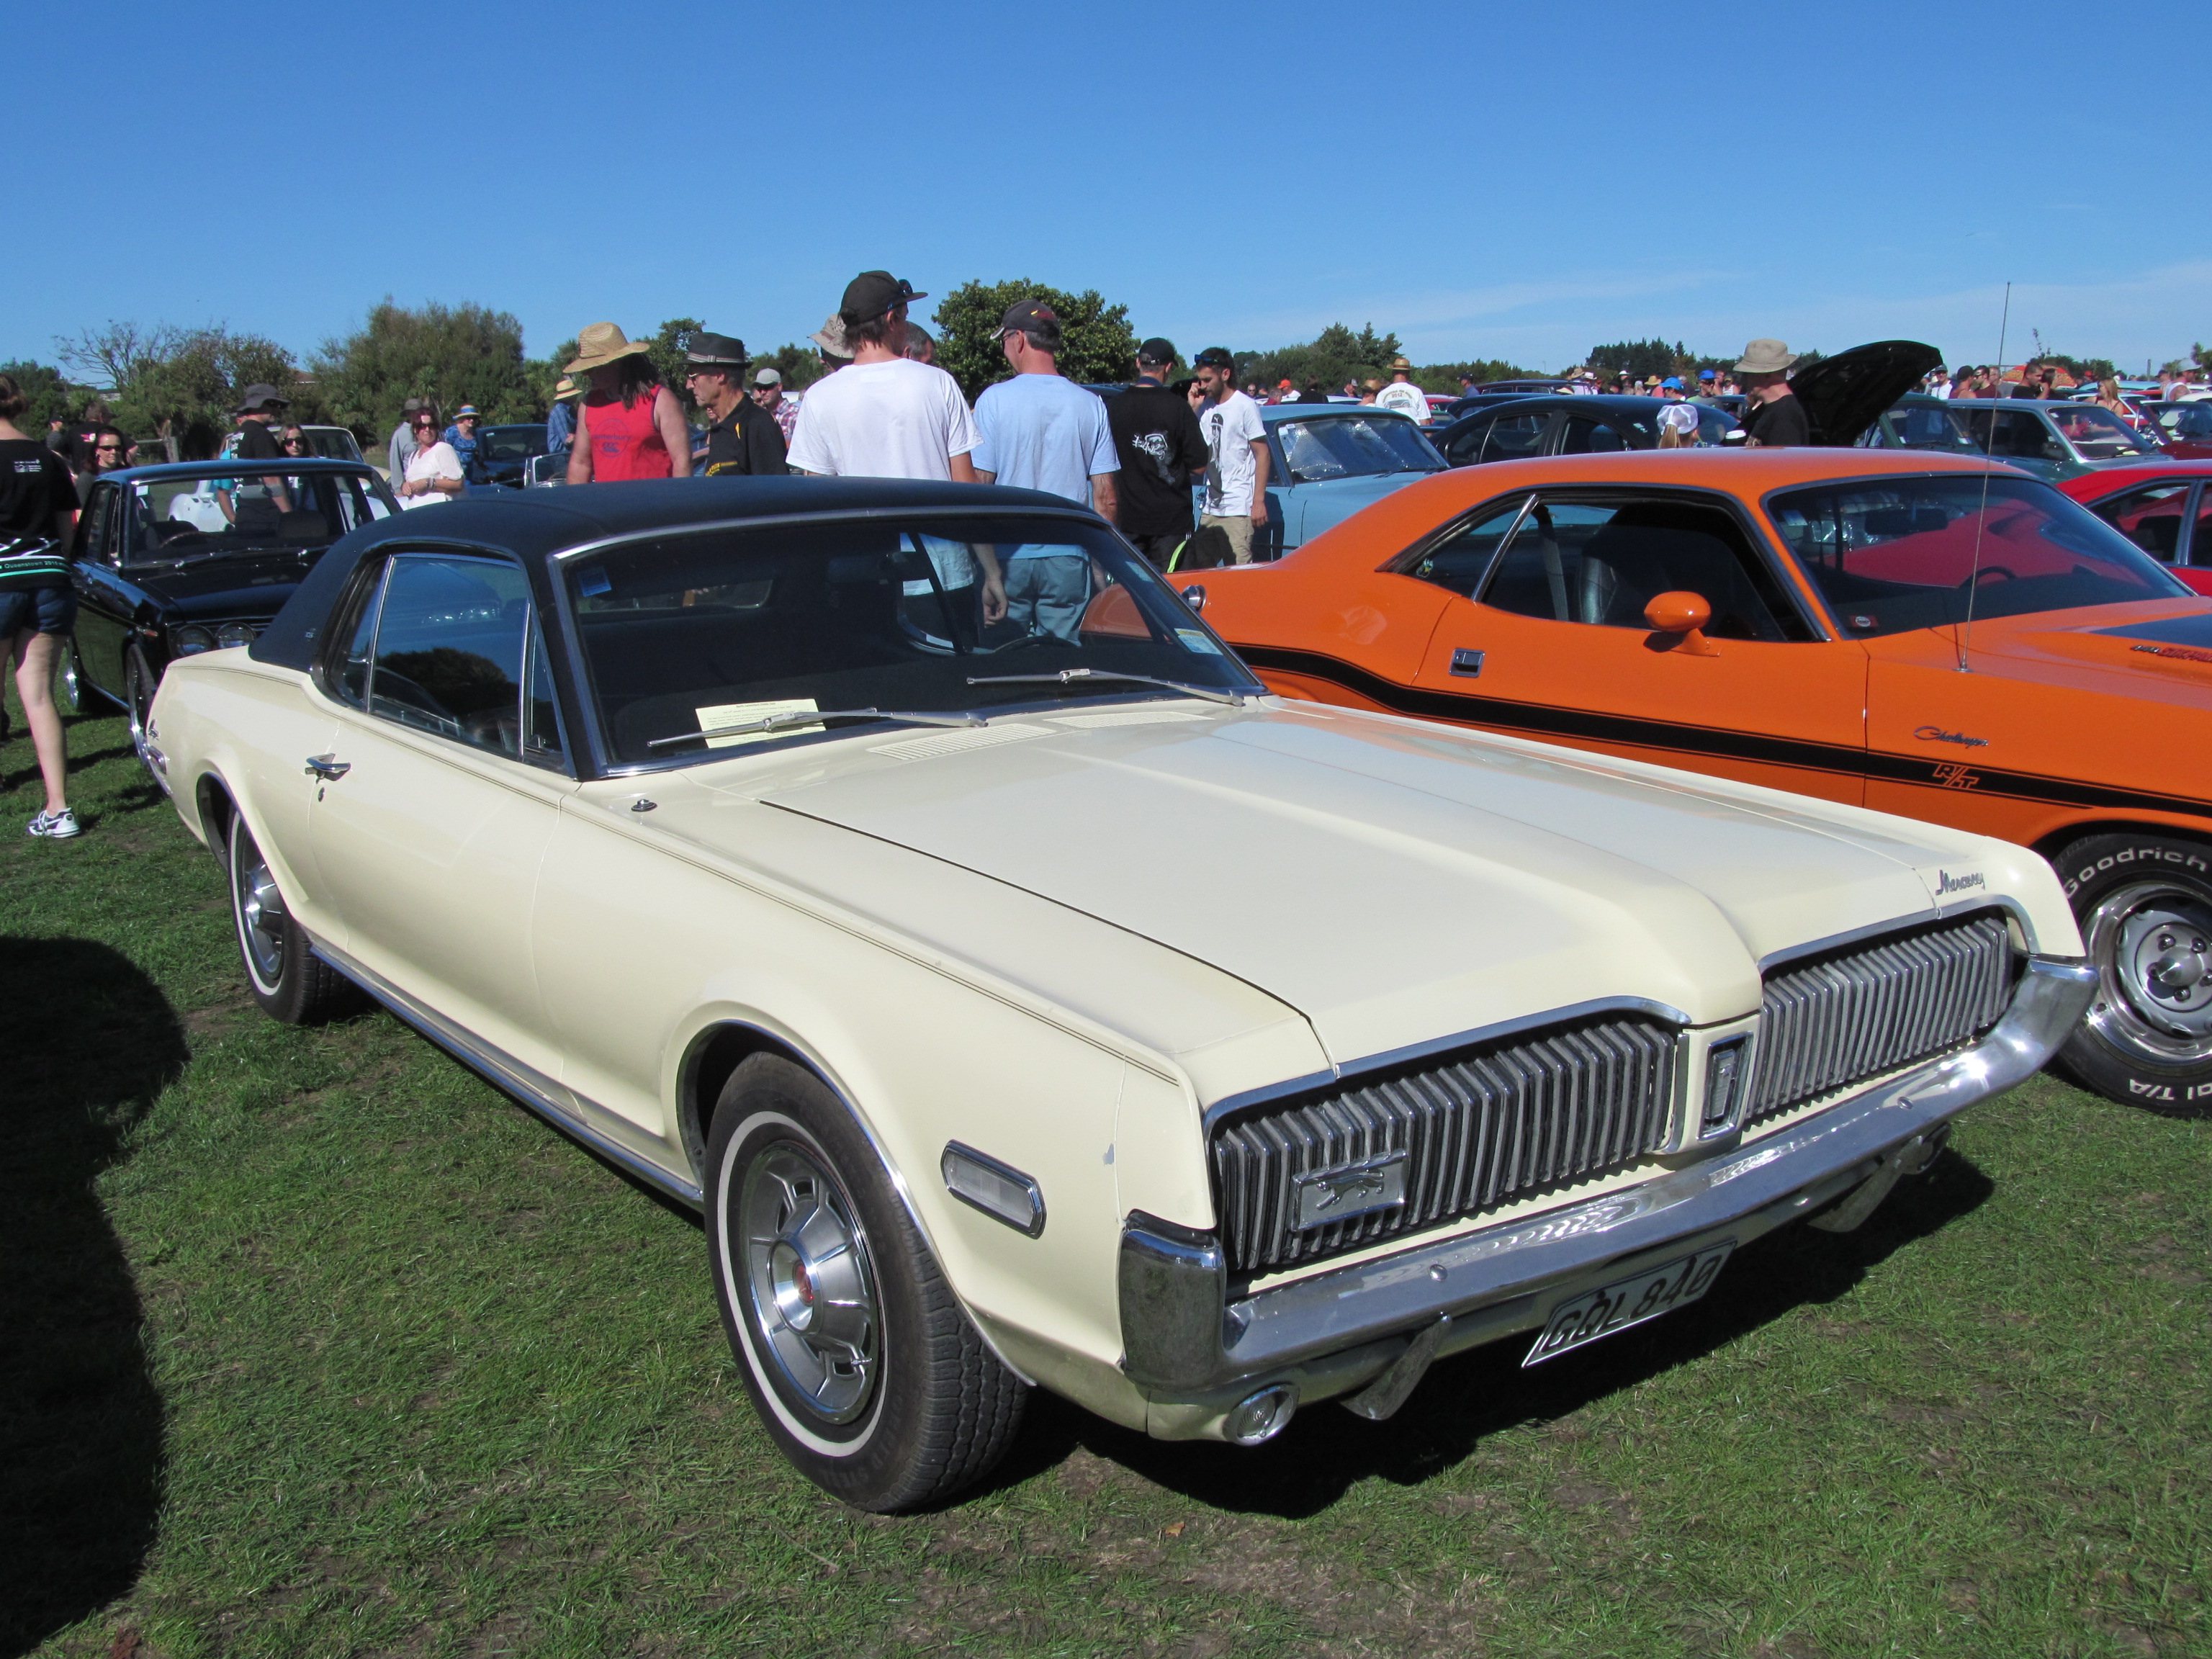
3, 701, 2207, 1658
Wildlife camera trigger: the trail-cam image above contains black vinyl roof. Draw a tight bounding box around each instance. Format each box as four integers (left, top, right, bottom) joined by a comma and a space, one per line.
250, 475, 1089, 673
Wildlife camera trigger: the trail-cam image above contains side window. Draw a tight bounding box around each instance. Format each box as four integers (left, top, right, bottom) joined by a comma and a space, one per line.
2194, 490, 2212, 569
325, 557, 390, 708
1560, 418, 1627, 454
366, 554, 534, 757
521, 620, 566, 765
1478, 413, 1545, 464
80, 487, 115, 563
2091, 483, 2191, 563
1478, 494, 1812, 642
1401, 497, 1529, 598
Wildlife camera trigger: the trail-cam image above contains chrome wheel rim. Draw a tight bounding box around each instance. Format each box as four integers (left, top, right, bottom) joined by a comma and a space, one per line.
53, 643, 82, 716
126, 658, 153, 764
739, 1142, 879, 1424
2084, 879, 2212, 1065
233, 828, 289, 984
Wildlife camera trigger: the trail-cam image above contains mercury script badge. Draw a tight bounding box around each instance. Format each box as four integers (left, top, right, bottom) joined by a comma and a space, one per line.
1936, 869, 1987, 896
1293, 1150, 1409, 1231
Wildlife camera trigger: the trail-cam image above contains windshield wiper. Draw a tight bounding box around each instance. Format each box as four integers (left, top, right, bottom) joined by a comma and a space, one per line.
647, 708, 987, 750
965, 667, 1251, 707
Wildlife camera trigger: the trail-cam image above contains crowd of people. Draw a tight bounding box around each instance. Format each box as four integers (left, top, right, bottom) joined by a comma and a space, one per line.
9, 269, 2212, 842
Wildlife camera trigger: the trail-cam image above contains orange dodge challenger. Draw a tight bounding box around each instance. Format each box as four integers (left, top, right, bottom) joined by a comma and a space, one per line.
1172, 448, 2212, 1113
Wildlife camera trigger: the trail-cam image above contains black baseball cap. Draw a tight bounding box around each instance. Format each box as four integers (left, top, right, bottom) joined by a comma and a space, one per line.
997, 299, 1063, 346
1192, 346, 1233, 370
1137, 337, 1177, 367
685, 332, 750, 369
840, 270, 925, 325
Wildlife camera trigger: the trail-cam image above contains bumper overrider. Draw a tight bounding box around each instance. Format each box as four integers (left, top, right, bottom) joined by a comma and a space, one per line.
1118, 955, 2095, 1442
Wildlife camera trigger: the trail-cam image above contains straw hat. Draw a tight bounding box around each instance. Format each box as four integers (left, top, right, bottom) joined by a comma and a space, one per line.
566, 322, 651, 375
552, 376, 578, 401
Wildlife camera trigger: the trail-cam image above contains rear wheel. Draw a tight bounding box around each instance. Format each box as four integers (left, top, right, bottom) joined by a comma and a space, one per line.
51, 637, 88, 716
2052, 832, 2212, 1116
125, 649, 160, 783
228, 814, 359, 1025
703, 1055, 1025, 1511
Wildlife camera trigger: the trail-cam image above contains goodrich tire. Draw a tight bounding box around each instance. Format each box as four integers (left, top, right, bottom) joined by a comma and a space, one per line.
2051, 831, 2212, 1116
228, 814, 361, 1025
703, 1054, 1026, 1511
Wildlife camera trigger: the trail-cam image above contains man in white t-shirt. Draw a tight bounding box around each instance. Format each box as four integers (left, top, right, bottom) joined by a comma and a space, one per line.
1192, 346, 1269, 565
1375, 357, 1428, 424
971, 300, 1119, 640
787, 269, 1002, 620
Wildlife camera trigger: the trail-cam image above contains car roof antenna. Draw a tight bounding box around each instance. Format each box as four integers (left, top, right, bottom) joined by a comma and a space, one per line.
1959, 279, 2009, 673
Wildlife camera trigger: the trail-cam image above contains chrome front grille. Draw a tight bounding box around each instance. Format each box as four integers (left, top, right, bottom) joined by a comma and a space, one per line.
1747, 912, 2014, 1128
1212, 1017, 1678, 1275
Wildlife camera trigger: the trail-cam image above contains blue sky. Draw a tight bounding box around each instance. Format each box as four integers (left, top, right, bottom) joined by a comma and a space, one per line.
10, 2, 2207, 377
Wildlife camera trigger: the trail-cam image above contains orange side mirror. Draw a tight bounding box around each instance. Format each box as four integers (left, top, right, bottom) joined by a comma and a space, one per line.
1644, 590, 1719, 656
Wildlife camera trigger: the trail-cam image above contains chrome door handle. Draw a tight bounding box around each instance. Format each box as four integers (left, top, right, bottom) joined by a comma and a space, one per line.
304, 754, 351, 780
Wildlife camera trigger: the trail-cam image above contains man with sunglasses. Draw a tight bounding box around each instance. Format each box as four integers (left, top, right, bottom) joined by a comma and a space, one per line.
681, 334, 788, 477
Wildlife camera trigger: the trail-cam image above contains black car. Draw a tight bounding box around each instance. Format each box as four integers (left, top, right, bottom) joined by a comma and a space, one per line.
1434, 390, 1541, 423
61, 459, 400, 781
1431, 341, 1941, 467
472, 423, 550, 487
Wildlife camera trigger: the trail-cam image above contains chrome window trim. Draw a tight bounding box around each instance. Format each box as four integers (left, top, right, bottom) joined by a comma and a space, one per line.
1200, 994, 1697, 1131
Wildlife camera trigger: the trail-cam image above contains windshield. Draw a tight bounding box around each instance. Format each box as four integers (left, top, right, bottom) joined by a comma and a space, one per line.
2047, 403, 2157, 460
480, 426, 548, 462
1275, 415, 1444, 482
123, 470, 396, 565
561, 513, 1260, 768
1766, 475, 2190, 637
2156, 403, 2212, 440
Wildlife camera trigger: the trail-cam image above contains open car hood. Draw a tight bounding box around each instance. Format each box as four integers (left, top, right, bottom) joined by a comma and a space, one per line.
1791, 339, 1944, 445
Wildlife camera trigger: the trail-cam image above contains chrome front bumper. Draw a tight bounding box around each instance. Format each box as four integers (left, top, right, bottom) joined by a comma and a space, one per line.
1118, 955, 2094, 1419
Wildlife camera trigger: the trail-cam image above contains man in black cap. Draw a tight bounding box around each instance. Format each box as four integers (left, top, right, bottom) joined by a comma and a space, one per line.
1107, 339, 1212, 569
786, 271, 982, 490
683, 333, 788, 477
231, 384, 294, 515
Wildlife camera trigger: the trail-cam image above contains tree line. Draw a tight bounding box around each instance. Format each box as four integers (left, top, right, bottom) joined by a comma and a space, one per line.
22, 289, 1962, 464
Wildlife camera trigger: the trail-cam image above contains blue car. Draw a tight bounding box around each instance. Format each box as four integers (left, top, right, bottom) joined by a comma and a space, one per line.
1204, 404, 1447, 559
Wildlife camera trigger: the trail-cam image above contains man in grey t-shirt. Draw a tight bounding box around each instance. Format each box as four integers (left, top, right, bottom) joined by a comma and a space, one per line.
387, 397, 423, 483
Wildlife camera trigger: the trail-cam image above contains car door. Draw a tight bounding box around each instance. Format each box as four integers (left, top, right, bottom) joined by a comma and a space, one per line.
68, 483, 136, 697
1405, 488, 1870, 804
308, 549, 577, 1084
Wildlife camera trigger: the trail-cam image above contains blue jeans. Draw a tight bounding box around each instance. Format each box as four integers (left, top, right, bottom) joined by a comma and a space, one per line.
1004, 556, 1091, 642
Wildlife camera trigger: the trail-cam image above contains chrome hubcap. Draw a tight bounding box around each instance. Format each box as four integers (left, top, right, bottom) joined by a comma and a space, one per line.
2086, 881, 2212, 1062
235, 831, 288, 981
127, 662, 151, 760
739, 1143, 878, 1424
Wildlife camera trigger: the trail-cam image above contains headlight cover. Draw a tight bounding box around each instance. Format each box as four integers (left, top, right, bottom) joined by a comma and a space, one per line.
216, 623, 257, 649
171, 624, 217, 655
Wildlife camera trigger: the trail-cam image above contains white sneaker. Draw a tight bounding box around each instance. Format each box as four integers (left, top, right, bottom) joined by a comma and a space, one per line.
27, 808, 81, 839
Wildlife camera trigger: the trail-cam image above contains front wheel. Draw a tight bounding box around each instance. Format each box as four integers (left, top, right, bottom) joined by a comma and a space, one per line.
2052, 831, 2212, 1116
228, 814, 360, 1025
703, 1055, 1025, 1511
125, 649, 160, 784
51, 637, 89, 716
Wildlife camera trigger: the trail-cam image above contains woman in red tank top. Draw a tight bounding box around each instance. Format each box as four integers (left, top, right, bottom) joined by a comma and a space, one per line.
564, 322, 693, 483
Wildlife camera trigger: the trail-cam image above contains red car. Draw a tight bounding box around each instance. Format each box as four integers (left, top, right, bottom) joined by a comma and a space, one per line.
2059, 462, 2212, 595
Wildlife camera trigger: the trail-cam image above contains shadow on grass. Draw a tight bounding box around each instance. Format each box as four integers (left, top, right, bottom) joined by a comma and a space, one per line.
0, 936, 186, 1657
984, 1146, 1996, 1519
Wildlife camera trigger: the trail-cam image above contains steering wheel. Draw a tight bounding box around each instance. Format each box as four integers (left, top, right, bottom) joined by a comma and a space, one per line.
1961, 565, 2017, 588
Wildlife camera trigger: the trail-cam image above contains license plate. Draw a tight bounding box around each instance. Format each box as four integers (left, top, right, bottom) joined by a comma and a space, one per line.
1523, 1242, 1735, 1367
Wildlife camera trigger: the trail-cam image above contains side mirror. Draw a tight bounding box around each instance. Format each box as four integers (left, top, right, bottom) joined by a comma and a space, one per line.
1644, 590, 1719, 657
1182, 584, 1207, 613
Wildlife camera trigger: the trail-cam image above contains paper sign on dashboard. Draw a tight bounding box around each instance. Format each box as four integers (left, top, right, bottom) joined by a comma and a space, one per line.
693, 698, 820, 748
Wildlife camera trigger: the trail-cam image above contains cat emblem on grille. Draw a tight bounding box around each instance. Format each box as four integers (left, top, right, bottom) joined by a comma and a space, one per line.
1292, 1151, 1409, 1231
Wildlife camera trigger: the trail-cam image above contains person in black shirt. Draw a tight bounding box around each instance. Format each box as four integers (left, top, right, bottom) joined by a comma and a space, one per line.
53, 400, 122, 472
683, 333, 789, 477
0, 373, 85, 837
230, 385, 295, 515
1106, 338, 1212, 569
1734, 338, 1810, 448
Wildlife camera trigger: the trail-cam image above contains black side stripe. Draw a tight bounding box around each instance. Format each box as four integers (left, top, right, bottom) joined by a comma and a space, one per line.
1231, 642, 2212, 822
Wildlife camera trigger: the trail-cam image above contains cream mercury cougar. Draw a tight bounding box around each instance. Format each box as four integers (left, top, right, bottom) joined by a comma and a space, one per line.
146, 477, 2095, 1510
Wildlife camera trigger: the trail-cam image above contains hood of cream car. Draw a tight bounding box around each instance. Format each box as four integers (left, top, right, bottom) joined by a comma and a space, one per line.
696, 701, 2036, 1070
